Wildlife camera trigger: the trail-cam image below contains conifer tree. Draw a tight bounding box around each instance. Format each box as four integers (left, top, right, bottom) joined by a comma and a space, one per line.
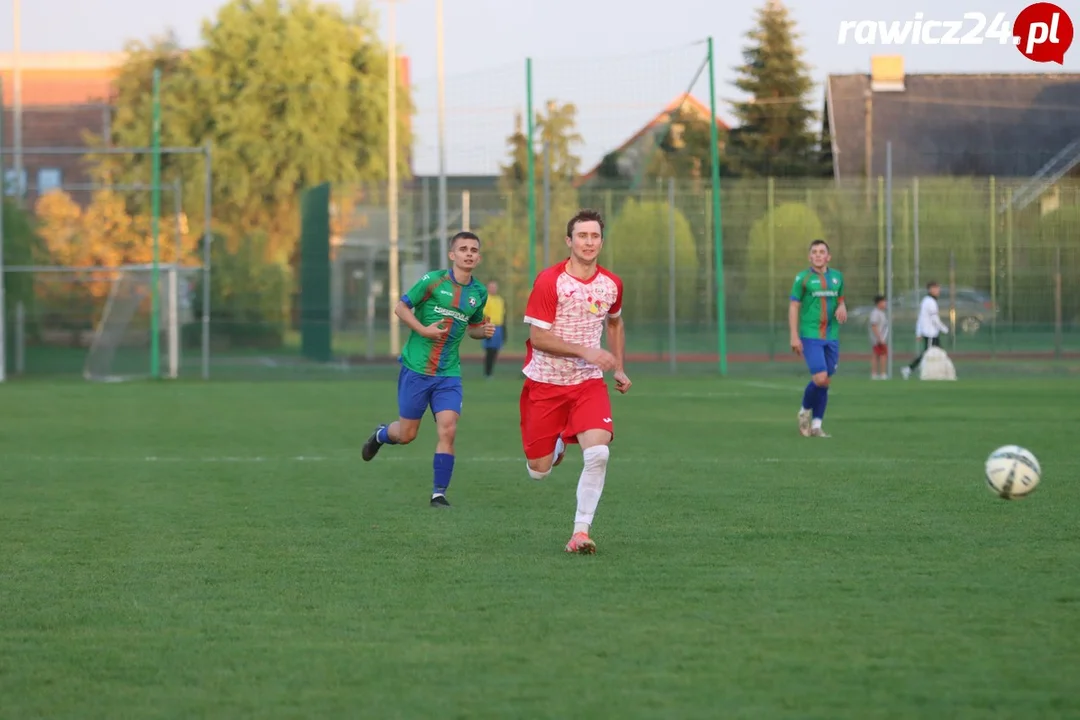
728, 0, 821, 176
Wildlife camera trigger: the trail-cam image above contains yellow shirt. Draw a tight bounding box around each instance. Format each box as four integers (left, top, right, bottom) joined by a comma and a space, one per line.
485, 294, 506, 325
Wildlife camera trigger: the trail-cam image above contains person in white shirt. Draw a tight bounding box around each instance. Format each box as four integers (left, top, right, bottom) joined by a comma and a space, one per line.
901, 281, 949, 379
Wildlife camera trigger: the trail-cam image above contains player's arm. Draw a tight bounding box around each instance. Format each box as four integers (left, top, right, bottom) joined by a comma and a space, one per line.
932, 303, 949, 333
524, 274, 577, 358
529, 325, 587, 358
606, 315, 625, 370
788, 301, 800, 337
396, 276, 447, 339
606, 280, 626, 371
788, 274, 804, 354
394, 299, 436, 336
835, 278, 847, 323
466, 300, 489, 339
524, 274, 615, 368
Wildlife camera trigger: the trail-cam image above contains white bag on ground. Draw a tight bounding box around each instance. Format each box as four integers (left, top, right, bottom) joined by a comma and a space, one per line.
919, 346, 957, 381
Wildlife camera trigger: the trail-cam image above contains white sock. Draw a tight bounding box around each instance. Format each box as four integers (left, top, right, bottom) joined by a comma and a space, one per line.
811, 418, 823, 430
574, 445, 609, 530
555, 436, 566, 457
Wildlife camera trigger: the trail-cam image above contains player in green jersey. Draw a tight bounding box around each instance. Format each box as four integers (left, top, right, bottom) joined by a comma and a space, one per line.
361, 231, 495, 506
789, 239, 847, 438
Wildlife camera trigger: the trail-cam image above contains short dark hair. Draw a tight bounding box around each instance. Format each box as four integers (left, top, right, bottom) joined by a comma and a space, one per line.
566, 209, 604, 238
809, 239, 829, 251
451, 231, 480, 249
926, 280, 939, 290
874, 294, 886, 303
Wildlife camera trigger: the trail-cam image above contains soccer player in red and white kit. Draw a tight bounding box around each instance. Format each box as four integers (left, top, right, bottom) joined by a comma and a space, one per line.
519, 208, 632, 555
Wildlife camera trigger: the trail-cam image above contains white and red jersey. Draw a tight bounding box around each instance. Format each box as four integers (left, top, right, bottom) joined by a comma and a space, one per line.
522, 260, 623, 386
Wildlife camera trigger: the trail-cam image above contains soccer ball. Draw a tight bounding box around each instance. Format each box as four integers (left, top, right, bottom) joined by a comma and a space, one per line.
984, 445, 1041, 500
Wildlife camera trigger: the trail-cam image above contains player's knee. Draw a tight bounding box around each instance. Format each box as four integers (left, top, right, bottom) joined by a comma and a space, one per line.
812, 373, 830, 388
436, 423, 457, 444
582, 444, 609, 470
398, 425, 419, 444
526, 459, 551, 481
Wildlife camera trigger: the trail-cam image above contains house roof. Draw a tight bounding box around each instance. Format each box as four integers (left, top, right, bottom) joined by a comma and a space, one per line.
826, 72, 1080, 179
577, 94, 728, 184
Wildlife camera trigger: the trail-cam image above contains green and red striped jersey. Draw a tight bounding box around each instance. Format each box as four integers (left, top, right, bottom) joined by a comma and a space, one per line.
790, 267, 845, 340
399, 269, 488, 377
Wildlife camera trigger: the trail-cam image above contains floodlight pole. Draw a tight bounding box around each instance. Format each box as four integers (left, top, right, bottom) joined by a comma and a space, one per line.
387, 0, 401, 356
526, 58, 536, 281
0, 76, 6, 383
706, 36, 727, 376
13, 0, 22, 205
202, 143, 213, 380
436, 0, 449, 267
885, 141, 894, 379
150, 68, 162, 379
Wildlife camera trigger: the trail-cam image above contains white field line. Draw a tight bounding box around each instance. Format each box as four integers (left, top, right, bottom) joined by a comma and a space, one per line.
5, 454, 995, 466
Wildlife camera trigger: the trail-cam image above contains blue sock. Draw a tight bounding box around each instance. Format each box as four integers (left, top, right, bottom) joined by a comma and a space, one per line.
814, 386, 829, 420
801, 381, 818, 411
433, 453, 454, 495
376, 425, 397, 445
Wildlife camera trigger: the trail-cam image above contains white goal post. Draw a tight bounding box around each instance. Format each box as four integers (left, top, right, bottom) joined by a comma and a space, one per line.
3, 263, 200, 381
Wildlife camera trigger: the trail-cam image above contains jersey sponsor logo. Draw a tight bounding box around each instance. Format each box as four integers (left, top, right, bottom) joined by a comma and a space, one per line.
434, 305, 469, 323
812, 290, 840, 298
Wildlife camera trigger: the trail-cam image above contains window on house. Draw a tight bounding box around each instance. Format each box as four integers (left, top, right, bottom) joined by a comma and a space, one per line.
4, 169, 26, 197
38, 168, 63, 194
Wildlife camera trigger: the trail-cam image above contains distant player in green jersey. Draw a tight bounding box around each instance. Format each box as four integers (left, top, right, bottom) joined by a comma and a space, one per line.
789, 239, 847, 438
361, 231, 495, 507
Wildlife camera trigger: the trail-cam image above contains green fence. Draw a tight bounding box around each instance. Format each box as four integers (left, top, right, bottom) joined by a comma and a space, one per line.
7, 176, 1080, 379
304, 177, 1079, 367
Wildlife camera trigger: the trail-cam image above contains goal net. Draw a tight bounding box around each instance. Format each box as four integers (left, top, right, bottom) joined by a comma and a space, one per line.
5, 264, 198, 381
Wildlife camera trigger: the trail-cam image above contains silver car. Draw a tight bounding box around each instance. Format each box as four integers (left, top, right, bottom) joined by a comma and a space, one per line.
848, 287, 998, 336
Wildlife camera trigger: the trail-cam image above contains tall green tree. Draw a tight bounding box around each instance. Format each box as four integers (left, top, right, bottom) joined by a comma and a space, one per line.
728, 0, 821, 177
604, 198, 699, 324
498, 101, 583, 197
744, 202, 825, 323
2, 199, 42, 349
88, 0, 413, 261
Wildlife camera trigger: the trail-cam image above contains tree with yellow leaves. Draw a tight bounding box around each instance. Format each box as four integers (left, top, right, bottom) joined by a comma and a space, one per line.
35, 189, 198, 278
32, 189, 200, 344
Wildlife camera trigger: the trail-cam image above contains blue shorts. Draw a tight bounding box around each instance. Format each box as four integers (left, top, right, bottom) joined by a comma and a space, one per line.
482, 326, 505, 351
397, 365, 463, 420
802, 338, 839, 376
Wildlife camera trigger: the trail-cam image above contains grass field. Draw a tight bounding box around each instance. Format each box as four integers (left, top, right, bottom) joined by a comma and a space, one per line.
2, 372, 1079, 718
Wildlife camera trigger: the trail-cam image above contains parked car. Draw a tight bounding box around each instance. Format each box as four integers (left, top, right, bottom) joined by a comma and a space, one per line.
848, 287, 998, 336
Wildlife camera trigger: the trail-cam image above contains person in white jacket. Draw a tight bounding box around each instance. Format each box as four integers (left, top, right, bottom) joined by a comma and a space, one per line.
901, 281, 949, 379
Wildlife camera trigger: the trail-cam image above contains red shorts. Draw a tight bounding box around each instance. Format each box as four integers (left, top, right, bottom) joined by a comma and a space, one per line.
519, 377, 613, 460
872, 342, 888, 357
